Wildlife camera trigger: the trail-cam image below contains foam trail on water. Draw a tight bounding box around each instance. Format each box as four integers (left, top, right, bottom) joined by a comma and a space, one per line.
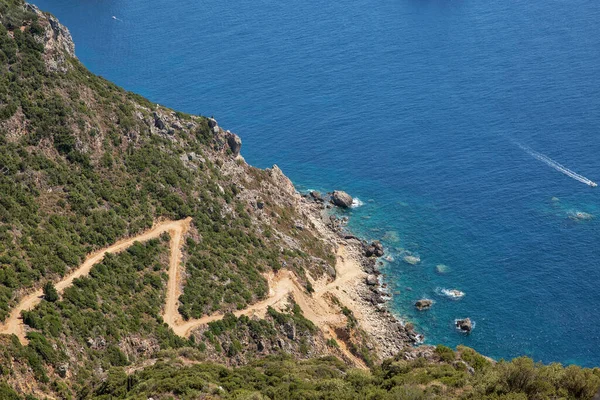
516, 142, 597, 187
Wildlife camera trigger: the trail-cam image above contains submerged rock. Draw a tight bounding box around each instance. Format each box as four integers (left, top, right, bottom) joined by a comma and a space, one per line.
456, 318, 473, 333
568, 211, 594, 221
436, 264, 450, 274
403, 255, 421, 265
331, 191, 353, 208
415, 299, 433, 310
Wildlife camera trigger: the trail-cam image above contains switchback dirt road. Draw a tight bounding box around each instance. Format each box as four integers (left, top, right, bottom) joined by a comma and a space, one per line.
0, 218, 367, 368
0, 218, 192, 344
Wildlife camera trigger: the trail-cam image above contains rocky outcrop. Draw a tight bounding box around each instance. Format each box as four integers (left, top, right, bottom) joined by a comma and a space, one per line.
365, 241, 384, 258
309, 191, 324, 203
225, 131, 242, 157
26, 4, 76, 73
415, 299, 433, 310
268, 165, 296, 198
206, 118, 242, 157
456, 318, 472, 333
208, 117, 219, 133
331, 191, 353, 208
153, 111, 166, 130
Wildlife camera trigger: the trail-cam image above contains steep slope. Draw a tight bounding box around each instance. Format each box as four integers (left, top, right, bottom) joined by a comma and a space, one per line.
0, 1, 599, 399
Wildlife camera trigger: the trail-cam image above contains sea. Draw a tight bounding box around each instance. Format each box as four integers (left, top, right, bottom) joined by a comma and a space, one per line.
33, 0, 600, 367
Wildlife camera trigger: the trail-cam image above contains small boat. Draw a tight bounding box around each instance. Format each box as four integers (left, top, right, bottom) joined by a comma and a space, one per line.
589, 181, 598, 187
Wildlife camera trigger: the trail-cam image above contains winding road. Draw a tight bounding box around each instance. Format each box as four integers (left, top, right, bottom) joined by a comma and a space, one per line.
0, 218, 367, 368
0, 218, 192, 344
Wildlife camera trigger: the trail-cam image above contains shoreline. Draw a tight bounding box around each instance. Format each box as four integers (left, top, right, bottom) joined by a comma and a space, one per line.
298, 192, 425, 360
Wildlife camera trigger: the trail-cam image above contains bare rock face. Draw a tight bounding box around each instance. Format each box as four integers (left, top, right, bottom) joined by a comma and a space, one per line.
415, 299, 433, 310
207, 118, 241, 157
456, 318, 473, 333
331, 191, 353, 208
26, 4, 76, 73
225, 131, 242, 157
268, 165, 296, 198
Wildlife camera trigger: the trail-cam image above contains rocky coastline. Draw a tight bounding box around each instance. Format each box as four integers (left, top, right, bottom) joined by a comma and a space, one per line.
299, 189, 429, 360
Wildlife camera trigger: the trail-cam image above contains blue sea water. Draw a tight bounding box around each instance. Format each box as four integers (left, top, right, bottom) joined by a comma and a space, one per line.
33, 0, 600, 366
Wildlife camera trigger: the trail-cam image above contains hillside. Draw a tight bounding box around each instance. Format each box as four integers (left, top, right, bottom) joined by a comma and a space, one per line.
0, 1, 599, 398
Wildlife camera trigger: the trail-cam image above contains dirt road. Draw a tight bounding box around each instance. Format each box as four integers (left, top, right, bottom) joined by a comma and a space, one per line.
0, 218, 192, 344
1, 218, 367, 368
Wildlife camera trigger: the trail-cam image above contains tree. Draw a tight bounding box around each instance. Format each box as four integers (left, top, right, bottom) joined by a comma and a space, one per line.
43, 282, 58, 302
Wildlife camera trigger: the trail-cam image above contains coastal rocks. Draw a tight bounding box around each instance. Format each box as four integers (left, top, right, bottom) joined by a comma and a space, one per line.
415, 299, 433, 310
365, 241, 384, 258
368, 291, 387, 305
406, 327, 425, 344
455, 318, 473, 333
327, 215, 348, 232
403, 255, 421, 265
310, 191, 324, 203
331, 191, 353, 208
366, 275, 379, 286
149, 110, 199, 138
362, 257, 378, 274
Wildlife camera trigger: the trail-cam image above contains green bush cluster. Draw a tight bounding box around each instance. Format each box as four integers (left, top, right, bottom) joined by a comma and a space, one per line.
13, 351, 591, 400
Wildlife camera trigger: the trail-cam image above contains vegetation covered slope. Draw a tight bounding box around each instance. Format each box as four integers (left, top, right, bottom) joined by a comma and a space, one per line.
0, 0, 330, 323
0, 1, 599, 399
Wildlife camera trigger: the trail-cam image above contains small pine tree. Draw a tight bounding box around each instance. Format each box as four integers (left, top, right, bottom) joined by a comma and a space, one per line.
43, 282, 59, 302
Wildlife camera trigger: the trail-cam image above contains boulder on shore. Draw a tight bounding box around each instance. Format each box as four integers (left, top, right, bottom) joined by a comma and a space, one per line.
310, 191, 324, 202
331, 191, 353, 208
366, 275, 378, 286
455, 318, 473, 333
415, 299, 433, 310
365, 241, 384, 258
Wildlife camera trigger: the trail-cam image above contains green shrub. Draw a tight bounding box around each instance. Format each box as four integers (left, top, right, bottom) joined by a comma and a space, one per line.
435, 344, 456, 362
43, 282, 59, 302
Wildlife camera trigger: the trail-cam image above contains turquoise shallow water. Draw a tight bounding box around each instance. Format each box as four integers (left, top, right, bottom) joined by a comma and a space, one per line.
33, 0, 600, 366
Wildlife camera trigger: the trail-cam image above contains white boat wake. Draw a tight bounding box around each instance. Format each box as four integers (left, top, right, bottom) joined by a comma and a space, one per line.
517, 143, 597, 187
